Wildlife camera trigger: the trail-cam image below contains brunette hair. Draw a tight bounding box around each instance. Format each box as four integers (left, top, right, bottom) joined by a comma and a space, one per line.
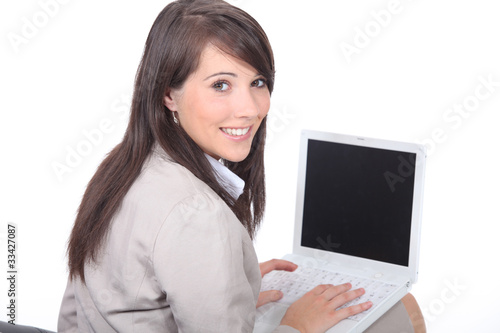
67, 0, 275, 281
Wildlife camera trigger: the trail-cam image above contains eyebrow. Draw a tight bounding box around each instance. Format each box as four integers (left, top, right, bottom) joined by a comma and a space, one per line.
203, 72, 237, 81
203, 72, 262, 81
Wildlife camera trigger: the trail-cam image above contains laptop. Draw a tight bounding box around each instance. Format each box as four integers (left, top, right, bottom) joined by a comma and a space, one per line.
254, 130, 426, 333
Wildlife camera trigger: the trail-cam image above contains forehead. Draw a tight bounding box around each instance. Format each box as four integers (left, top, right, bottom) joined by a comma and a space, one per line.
194, 45, 259, 79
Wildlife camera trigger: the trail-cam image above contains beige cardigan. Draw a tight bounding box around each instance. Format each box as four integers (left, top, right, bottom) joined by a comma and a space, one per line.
57, 148, 298, 332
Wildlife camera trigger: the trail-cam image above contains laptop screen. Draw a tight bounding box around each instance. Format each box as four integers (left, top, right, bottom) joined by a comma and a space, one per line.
300, 139, 416, 267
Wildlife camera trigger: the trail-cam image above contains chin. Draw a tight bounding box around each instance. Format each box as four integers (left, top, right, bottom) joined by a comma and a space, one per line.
221, 149, 251, 163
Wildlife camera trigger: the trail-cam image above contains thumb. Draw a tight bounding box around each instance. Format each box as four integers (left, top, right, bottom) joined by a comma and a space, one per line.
256, 290, 283, 308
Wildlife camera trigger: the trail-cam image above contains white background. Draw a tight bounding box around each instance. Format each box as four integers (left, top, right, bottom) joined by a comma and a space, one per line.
1, 0, 499, 331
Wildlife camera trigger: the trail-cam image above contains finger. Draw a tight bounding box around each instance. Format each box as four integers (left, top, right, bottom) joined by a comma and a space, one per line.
335, 300, 373, 319
329, 287, 366, 309
256, 290, 283, 308
259, 259, 298, 276
321, 283, 353, 301
309, 284, 334, 296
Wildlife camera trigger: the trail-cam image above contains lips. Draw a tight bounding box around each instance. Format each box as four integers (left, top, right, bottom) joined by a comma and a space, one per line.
221, 127, 250, 137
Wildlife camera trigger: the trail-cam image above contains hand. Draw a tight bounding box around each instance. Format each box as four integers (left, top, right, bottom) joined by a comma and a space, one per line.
256, 259, 298, 308
280, 283, 372, 333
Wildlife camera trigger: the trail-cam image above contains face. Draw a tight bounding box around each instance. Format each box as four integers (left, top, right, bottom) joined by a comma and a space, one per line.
164, 45, 270, 162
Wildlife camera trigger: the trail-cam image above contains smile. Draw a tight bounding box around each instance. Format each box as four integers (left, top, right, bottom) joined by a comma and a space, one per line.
221, 127, 250, 137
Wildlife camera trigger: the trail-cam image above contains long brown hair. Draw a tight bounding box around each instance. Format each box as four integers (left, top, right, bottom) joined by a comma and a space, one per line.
68, 0, 275, 282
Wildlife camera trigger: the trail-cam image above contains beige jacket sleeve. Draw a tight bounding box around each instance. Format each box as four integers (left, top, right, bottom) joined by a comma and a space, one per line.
57, 278, 78, 333
152, 191, 298, 332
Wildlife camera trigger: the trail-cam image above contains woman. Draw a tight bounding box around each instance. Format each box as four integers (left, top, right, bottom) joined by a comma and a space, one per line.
58, 0, 424, 332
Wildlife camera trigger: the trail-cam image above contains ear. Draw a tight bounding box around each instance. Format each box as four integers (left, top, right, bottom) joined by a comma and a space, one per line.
163, 89, 179, 111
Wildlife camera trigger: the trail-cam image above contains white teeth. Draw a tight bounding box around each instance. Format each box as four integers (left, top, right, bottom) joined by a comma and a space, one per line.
222, 127, 250, 136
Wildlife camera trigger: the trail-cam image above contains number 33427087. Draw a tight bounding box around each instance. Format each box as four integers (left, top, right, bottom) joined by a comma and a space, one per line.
7, 224, 16, 265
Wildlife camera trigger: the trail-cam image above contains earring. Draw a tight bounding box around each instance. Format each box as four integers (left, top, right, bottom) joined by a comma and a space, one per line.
172, 111, 179, 125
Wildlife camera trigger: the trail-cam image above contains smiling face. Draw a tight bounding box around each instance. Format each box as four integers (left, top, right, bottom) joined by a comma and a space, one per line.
163, 45, 271, 162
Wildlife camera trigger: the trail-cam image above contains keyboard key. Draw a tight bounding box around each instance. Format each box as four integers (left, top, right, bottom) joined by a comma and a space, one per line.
260, 266, 398, 320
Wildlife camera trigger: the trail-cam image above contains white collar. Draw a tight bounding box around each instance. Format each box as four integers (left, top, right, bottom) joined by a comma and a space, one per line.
205, 154, 245, 200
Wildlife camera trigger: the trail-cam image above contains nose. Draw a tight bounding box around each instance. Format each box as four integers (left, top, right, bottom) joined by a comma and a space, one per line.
233, 87, 265, 119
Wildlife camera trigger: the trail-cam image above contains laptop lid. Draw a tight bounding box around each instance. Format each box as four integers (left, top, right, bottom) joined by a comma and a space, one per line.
292, 130, 426, 284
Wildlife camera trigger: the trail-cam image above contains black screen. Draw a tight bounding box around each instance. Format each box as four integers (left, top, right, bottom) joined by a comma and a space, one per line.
300, 139, 416, 267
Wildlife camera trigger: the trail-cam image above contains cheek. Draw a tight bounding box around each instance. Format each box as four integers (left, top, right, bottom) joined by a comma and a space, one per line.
198, 97, 233, 121
183, 97, 223, 127
258, 94, 271, 117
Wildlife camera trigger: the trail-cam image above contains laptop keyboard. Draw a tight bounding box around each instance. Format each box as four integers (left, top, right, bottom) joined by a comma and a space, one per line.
260, 266, 399, 321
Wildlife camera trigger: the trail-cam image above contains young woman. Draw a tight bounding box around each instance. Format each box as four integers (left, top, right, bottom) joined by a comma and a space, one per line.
58, 0, 424, 332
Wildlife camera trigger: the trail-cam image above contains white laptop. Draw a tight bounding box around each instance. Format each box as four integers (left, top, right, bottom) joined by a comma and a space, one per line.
254, 130, 426, 333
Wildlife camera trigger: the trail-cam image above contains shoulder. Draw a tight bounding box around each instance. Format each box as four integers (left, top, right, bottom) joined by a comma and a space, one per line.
137, 149, 250, 247
124, 148, 218, 215
106, 147, 238, 250
120, 148, 248, 238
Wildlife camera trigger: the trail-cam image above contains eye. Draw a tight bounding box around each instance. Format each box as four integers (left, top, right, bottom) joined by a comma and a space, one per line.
251, 78, 267, 88
213, 80, 230, 92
